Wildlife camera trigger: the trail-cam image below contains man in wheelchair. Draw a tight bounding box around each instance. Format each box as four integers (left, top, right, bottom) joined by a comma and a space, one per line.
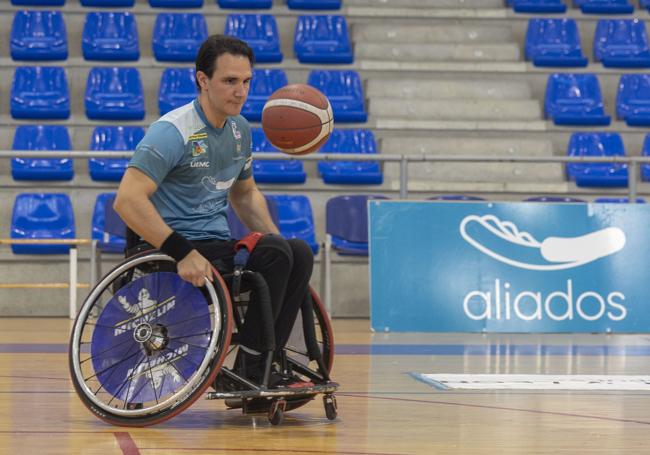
114, 35, 315, 396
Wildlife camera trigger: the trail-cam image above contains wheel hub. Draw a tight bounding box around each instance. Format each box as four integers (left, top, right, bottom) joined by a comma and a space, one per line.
133, 323, 169, 354
133, 323, 153, 343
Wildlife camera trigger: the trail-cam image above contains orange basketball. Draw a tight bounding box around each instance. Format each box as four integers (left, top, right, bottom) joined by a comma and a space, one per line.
261, 84, 334, 155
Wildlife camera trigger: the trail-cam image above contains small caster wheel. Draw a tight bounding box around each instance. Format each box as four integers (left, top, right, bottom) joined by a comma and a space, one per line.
323, 394, 337, 420
268, 399, 286, 426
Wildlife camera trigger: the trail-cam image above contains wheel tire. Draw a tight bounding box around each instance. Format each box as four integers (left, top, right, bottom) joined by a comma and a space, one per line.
69, 253, 233, 427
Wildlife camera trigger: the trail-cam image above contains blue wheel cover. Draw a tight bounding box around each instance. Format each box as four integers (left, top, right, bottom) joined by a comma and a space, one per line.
91, 272, 212, 403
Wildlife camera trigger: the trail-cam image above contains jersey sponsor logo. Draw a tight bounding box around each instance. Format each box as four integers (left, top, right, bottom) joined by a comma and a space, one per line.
230, 120, 241, 140
191, 161, 210, 168
201, 175, 235, 193
191, 139, 207, 157
188, 132, 208, 141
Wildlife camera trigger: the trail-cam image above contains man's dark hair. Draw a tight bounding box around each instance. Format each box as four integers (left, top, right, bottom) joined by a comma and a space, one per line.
195, 34, 255, 89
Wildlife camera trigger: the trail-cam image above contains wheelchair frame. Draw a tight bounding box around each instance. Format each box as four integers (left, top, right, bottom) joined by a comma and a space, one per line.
68, 250, 338, 427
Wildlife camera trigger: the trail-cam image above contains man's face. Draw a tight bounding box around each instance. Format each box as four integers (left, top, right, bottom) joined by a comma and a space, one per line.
197, 53, 252, 126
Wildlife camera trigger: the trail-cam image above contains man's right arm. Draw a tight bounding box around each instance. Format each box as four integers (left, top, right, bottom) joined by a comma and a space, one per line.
113, 168, 213, 287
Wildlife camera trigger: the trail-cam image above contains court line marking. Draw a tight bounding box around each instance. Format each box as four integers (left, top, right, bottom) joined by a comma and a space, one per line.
0, 374, 68, 381
114, 432, 140, 455
339, 393, 650, 426
412, 373, 650, 390
138, 447, 405, 455
5, 343, 650, 356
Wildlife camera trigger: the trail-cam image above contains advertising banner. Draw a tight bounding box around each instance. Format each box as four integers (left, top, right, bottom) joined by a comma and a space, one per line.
369, 201, 650, 332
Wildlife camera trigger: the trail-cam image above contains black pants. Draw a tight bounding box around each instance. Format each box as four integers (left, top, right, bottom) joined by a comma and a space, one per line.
193, 234, 314, 354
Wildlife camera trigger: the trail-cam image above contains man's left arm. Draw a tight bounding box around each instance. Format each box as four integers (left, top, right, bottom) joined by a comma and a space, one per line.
229, 177, 280, 235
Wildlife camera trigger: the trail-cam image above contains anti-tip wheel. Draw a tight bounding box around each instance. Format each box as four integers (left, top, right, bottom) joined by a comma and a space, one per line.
324, 394, 337, 420
268, 399, 286, 426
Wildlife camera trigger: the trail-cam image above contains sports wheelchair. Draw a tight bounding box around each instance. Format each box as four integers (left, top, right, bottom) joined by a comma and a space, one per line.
68, 245, 338, 427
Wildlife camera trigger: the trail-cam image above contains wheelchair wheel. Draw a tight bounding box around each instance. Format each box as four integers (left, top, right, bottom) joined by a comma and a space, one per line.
69, 252, 233, 427
277, 287, 334, 412
286, 287, 334, 376
219, 286, 334, 414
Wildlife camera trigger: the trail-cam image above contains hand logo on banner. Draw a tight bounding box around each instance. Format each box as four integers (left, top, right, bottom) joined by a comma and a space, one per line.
460, 214, 626, 271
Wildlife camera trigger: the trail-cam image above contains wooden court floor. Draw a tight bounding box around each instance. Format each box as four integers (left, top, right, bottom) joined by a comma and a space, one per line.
1, 318, 650, 454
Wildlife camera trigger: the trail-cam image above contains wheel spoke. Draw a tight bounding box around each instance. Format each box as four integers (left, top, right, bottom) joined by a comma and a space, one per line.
107, 352, 148, 407
84, 345, 143, 382
80, 336, 134, 365
163, 312, 213, 330
93, 342, 141, 397
167, 331, 212, 342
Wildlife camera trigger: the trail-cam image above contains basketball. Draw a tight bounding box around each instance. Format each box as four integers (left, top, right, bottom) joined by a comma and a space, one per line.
261, 84, 334, 155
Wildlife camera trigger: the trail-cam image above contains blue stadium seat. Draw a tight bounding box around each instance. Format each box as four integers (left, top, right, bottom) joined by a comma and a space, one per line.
308, 70, 367, 123
11, 11, 68, 61
11, 66, 70, 120
150, 0, 203, 7
11, 193, 75, 255
251, 128, 306, 184
566, 132, 628, 187
429, 195, 486, 201
158, 68, 198, 115
642, 0, 650, 12
81, 0, 135, 5
524, 196, 586, 203
319, 129, 382, 184
525, 19, 587, 67
326, 195, 388, 256
12, 0, 64, 4
616, 74, 650, 126
242, 69, 288, 122
89, 126, 144, 182
266, 195, 319, 254
544, 73, 610, 126
85, 67, 145, 120
574, 0, 633, 14
594, 20, 650, 68
594, 197, 645, 203
227, 195, 280, 240
92, 193, 127, 254
225, 14, 282, 63
218, 0, 272, 8
511, 0, 567, 13
82, 12, 139, 61
152, 13, 207, 62
12, 125, 73, 181
288, 0, 341, 9
294, 15, 353, 64
641, 134, 650, 181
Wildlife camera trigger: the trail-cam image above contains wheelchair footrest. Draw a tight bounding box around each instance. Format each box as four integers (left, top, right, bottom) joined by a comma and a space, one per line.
206, 381, 339, 400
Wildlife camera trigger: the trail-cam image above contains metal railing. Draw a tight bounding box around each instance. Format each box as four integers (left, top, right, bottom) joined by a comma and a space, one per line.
3, 150, 649, 316
3, 150, 650, 200
0, 238, 99, 318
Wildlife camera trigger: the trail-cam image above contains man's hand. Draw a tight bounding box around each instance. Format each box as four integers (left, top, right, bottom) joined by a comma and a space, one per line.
176, 250, 213, 287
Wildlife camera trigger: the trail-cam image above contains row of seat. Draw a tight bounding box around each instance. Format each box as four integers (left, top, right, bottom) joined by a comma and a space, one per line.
10, 192, 644, 258
511, 0, 649, 14
10, 192, 325, 255
11, 12, 352, 64
527, 18, 650, 68
10, 67, 367, 122
11, 0, 341, 9
9, 125, 381, 184
10, 124, 650, 188
546, 73, 650, 126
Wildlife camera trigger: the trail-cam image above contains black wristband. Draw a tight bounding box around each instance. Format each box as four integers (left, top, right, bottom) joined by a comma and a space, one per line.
160, 231, 194, 262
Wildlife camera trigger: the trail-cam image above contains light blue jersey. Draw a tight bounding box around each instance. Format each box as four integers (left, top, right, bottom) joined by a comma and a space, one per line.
129, 99, 252, 240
